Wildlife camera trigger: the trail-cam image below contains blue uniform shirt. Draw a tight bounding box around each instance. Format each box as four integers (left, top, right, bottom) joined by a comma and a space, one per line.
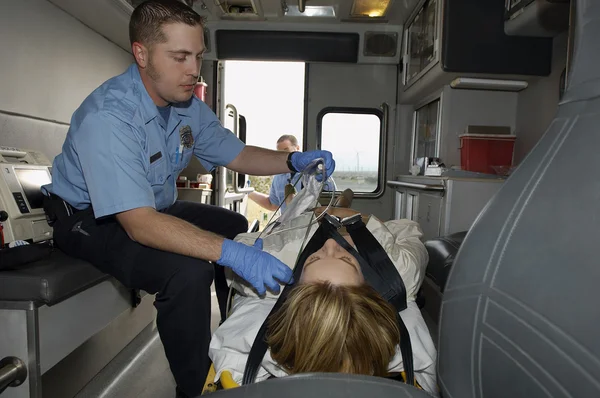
43, 64, 245, 218
268, 172, 333, 213
268, 173, 302, 213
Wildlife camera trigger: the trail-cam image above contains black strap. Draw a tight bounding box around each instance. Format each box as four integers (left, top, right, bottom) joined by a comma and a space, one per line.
332, 218, 414, 386
43, 193, 80, 226
346, 220, 409, 312
288, 171, 304, 190
319, 218, 384, 295
396, 312, 415, 386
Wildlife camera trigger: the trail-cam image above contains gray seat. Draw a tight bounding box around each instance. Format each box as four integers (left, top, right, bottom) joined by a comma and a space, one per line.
438, 1, 600, 397
210, 373, 432, 397
0, 249, 108, 305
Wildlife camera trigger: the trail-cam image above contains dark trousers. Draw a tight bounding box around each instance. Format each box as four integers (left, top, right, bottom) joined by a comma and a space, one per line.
45, 197, 247, 396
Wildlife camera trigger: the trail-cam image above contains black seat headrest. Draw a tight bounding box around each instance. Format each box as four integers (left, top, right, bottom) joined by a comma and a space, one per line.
424, 231, 467, 292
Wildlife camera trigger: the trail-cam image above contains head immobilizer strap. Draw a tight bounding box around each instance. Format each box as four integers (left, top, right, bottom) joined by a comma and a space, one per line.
242, 214, 415, 386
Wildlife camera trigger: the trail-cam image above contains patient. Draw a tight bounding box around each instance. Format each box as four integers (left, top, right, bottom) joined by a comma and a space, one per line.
209, 205, 438, 395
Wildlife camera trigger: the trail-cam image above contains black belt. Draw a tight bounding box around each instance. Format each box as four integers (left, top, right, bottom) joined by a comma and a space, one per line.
43, 193, 81, 226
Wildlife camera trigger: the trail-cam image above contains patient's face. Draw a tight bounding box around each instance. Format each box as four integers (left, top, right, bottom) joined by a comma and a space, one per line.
300, 238, 364, 286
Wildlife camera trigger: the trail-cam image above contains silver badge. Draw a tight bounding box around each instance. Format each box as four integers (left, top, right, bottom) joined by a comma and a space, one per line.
179, 125, 194, 149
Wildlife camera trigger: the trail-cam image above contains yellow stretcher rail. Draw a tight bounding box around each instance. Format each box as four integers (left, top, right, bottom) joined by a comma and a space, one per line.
202, 364, 240, 394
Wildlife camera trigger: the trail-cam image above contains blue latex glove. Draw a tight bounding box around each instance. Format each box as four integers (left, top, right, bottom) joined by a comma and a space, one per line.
290, 150, 335, 180
218, 238, 294, 296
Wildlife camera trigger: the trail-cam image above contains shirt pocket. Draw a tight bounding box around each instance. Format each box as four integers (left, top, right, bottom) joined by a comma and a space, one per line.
148, 155, 169, 190
172, 147, 193, 175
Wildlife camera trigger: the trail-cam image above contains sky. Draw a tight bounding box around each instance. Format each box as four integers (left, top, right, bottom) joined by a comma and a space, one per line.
320, 112, 380, 172
223, 60, 380, 172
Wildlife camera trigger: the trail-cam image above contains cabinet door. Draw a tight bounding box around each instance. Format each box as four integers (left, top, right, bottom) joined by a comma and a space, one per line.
394, 190, 406, 220
417, 192, 442, 240
403, 0, 440, 85
412, 98, 441, 164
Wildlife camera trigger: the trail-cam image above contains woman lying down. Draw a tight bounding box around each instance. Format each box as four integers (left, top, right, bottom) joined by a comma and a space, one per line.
208, 206, 438, 395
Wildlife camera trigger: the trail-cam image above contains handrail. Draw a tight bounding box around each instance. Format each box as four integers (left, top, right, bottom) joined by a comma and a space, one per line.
225, 104, 238, 137
386, 180, 445, 192
223, 104, 252, 195
0, 357, 27, 395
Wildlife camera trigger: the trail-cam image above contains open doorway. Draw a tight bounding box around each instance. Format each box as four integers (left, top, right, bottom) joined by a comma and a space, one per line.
222, 60, 305, 228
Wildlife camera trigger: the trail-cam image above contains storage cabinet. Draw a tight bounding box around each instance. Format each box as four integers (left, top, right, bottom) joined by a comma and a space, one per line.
388, 175, 504, 241
408, 85, 519, 172
404, 0, 440, 85
412, 97, 441, 162
401, 0, 553, 98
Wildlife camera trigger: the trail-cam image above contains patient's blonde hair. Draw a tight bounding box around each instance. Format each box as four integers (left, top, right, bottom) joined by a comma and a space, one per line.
266, 282, 400, 377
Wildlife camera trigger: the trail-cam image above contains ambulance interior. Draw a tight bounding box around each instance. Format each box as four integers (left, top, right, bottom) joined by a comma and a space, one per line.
1, 0, 595, 397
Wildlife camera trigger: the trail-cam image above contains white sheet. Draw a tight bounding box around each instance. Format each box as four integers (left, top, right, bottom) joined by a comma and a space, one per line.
209, 216, 439, 396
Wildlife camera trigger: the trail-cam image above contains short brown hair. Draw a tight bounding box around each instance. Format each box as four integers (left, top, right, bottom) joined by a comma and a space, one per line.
129, 0, 202, 47
266, 282, 400, 376
277, 134, 298, 147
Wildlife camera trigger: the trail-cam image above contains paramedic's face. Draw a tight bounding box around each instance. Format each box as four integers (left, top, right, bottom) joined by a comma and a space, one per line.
300, 238, 364, 286
277, 140, 300, 152
136, 23, 205, 106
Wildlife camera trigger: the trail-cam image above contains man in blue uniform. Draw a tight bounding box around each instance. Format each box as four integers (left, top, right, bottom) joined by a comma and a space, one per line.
248, 134, 301, 213
249, 134, 336, 214
41, 1, 335, 397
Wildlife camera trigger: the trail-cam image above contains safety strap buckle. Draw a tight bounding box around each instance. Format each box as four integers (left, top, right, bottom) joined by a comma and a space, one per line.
322, 213, 342, 229
322, 212, 362, 229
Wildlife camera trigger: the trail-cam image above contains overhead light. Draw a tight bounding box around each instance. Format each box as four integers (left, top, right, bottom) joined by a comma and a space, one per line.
450, 77, 529, 92
285, 5, 336, 17
350, 0, 391, 18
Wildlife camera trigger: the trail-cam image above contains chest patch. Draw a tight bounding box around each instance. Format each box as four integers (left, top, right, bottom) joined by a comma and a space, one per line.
179, 125, 194, 149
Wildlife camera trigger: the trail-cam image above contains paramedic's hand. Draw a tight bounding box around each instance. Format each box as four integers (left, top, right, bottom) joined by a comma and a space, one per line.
290, 150, 335, 180
218, 238, 294, 296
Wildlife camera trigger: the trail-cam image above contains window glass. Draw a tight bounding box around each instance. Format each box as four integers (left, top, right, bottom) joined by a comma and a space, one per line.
320, 112, 382, 193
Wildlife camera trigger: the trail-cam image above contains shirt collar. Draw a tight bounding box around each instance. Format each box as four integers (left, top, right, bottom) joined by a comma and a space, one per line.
129, 64, 195, 124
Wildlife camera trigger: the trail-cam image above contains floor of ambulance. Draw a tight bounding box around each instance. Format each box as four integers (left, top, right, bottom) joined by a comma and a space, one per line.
74, 286, 439, 398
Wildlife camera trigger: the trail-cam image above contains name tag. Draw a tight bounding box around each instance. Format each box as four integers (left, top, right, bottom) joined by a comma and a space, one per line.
150, 151, 162, 164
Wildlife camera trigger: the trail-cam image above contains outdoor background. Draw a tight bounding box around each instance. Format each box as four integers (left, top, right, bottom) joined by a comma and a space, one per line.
222, 60, 380, 228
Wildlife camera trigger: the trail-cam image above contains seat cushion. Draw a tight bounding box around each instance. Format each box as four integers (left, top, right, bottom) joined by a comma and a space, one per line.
424, 231, 467, 292
0, 249, 109, 305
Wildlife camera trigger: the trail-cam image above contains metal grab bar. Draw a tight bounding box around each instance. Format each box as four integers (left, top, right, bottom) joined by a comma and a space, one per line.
386, 180, 445, 192
224, 104, 252, 195
225, 104, 238, 137
0, 357, 27, 395
299, 0, 306, 12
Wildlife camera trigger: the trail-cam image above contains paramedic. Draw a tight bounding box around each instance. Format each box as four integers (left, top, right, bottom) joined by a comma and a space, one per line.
41, 1, 335, 397
248, 134, 301, 213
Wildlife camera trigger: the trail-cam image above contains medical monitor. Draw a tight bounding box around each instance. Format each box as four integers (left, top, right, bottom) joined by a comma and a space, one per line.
15, 168, 50, 211
3, 165, 51, 214
0, 163, 53, 243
